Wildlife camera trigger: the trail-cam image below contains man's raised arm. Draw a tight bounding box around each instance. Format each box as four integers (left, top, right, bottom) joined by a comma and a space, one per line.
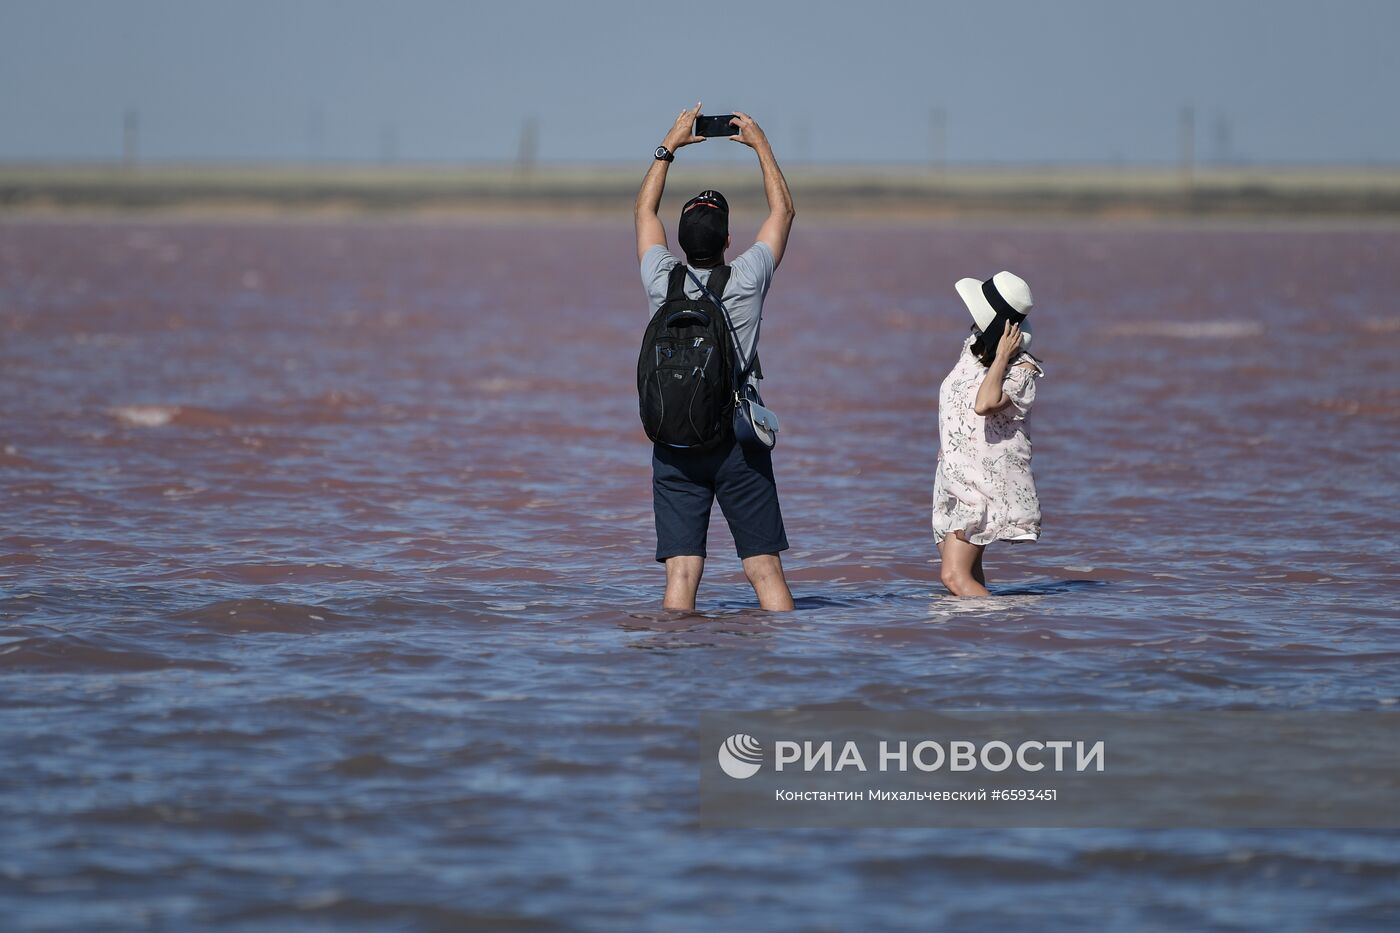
730, 111, 795, 267
635, 103, 706, 262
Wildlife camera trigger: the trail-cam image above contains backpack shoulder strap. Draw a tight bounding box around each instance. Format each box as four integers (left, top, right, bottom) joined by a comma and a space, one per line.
705, 268, 750, 377
663, 264, 689, 303
706, 265, 732, 303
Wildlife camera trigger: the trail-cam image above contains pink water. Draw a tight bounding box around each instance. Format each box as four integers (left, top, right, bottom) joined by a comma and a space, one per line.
2, 218, 1398, 929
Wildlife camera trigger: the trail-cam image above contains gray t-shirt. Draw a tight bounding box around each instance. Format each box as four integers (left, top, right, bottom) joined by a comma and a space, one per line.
641, 242, 775, 389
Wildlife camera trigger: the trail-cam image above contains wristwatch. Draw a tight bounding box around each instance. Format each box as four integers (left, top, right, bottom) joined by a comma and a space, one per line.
654, 145, 675, 162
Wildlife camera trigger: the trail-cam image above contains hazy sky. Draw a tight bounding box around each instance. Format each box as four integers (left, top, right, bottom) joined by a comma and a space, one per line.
3, 0, 1397, 165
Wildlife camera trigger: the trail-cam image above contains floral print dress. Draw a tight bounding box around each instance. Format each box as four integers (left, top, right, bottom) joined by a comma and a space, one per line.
931, 335, 1045, 545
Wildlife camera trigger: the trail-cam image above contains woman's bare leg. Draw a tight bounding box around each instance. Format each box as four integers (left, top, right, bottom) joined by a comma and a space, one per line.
938, 532, 990, 597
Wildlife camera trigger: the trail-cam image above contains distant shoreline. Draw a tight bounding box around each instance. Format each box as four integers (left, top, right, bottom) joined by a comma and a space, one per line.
4, 162, 1400, 219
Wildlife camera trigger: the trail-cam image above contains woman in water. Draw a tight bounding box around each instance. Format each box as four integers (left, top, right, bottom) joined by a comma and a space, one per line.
932, 271, 1045, 597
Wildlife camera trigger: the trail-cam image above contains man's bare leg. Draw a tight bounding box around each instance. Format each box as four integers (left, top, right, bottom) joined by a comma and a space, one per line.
742, 553, 795, 611
938, 532, 990, 597
663, 556, 704, 610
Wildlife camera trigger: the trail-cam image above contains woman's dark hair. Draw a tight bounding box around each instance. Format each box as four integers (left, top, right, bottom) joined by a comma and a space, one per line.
971, 310, 1041, 368
969, 320, 1004, 367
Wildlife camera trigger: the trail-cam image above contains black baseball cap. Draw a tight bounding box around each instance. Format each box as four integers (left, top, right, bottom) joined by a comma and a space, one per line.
678, 190, 729, 266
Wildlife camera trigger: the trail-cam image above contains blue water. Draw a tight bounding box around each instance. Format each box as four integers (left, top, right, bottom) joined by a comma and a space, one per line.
1, 219, 1398, 930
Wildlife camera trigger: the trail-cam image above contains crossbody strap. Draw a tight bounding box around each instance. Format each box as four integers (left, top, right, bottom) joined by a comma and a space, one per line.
685, 265, 760, 389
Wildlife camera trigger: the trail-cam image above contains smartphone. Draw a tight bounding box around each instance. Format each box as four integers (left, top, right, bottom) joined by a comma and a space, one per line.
694, 114, 739, 137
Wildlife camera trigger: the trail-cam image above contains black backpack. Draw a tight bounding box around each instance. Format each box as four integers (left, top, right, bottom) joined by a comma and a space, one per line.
637, 264, 736, 449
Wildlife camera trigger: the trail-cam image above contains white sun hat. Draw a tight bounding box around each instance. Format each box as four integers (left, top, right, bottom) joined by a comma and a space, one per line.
955, 270, 1034, 350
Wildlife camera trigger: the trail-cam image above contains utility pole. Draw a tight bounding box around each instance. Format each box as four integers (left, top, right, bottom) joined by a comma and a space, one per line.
1179, 105, 1196, 192
123, 109, 139, 167
516, 116, 538, 177
307, 106, 325, 162
1211, 113, 1231, 166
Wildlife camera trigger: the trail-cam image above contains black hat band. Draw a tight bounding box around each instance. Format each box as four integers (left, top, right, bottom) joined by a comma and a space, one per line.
982, 278, 1027, 324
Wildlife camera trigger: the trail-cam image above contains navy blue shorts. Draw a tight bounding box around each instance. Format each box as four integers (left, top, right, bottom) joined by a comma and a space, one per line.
652, 440, 789, 562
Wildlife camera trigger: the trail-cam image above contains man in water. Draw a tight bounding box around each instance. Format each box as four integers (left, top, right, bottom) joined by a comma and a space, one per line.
634, 102, 796, 611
